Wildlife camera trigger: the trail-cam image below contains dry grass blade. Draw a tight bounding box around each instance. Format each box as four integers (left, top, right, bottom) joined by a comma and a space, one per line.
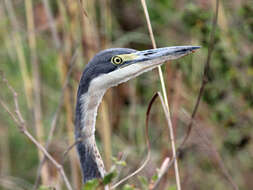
4, 0, 33, 108
33, 48, 79, 190
111, 92, 157, 189
149, 92, 178, 189
136, 92, 178, 190
100, 99, 112, 170
25, 0, 49, 184
152, 0, 221, 186
129, 92, 177, 189
77, 0, 88, 18
157, 157, 170, 178
0, 74, 73, 190
140, 0, 169, 108
151, 1, 238, 190
140, 1, 181, 189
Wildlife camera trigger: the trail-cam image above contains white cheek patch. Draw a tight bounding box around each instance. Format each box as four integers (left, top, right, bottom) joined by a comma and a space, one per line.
89, 57, 171, 91
79, 53, 183, 136
79, 59, 162, 137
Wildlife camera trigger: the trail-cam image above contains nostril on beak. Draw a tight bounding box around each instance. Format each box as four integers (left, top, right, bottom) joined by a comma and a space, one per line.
143, 50, 156, 56
143, 52, 154, 56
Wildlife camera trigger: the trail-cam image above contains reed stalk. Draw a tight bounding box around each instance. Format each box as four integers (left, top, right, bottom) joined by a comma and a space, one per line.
0, 126, 10, 175
99, 0, 113, 170
140, 0, 182, 189
0, 3, 15, 63
4, 0, 33, 108
58, 1, 82, 188
24, 0, 50, 185
100, 100, 112, 169
56, 51, 80, 189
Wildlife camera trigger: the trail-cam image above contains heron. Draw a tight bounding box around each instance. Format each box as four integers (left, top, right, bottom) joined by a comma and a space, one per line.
75, 45, 200, 184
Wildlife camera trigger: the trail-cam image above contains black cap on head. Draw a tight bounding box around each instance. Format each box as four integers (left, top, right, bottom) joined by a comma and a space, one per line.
78, 48, 136, 96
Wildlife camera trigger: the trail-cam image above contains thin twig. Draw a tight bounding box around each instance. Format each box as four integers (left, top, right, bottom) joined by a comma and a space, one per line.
0, 74, 73, 190
149, 92, 179, 190
110, 92, 157, 189
141, 92, 182, 190
178, 0, 220, 151
152, 0, 221, 189
63, 137, 82, 157
41, 0, 61, 49
0, 100, 19, 126
140, 1, 181, 189
157, 157, 170, 179
33, 48, 79, 190
180, 110, 239, 190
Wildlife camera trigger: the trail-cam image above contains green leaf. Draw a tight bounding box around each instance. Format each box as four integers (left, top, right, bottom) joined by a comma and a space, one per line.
112, 156, 127, 166
103, 172, 117, 185
82, 179, 99, 190
138, 176, 148, 189
116, 160, 127, 166
122, 184, 136, 190
151, 173, 158, 181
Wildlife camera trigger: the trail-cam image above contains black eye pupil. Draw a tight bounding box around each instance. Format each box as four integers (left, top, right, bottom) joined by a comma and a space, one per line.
113, 56, 122, 64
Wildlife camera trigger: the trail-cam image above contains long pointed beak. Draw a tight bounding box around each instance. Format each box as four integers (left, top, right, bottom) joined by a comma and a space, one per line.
92, 46, 200, 90
117, 46, 200, 69
133, 46, 200, 63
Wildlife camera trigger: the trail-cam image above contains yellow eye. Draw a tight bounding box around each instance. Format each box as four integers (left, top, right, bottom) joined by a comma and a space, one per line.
111, 56, 123, 65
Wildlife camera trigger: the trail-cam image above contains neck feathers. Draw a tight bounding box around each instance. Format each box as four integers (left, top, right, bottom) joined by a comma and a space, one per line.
75, 88, 106, 183
76, 137, 105, 183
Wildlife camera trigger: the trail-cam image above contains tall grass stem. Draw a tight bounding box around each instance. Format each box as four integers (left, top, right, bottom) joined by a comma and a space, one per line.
140, 0, 181, 189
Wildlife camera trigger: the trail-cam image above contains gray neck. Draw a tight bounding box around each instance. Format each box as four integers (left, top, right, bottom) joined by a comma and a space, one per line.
75, 89, 106, 184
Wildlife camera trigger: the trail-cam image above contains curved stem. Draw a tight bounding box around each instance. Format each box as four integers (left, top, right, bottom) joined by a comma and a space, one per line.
140, 1, 181, 189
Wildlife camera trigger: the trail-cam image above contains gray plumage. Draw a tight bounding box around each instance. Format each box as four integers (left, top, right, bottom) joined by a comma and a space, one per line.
75, 46, 200, 184
75, 48, 136, 183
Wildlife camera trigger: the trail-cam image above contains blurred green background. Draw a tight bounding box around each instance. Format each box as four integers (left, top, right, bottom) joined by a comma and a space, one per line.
0, 0, 252, 189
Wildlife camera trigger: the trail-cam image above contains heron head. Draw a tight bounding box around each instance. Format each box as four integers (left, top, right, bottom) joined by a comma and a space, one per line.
76, 45, 200, 183
78, 46, 200, 95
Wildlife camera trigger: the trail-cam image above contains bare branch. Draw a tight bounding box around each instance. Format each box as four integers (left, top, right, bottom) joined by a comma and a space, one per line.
179, 0, 220, 153
63, 137, 82, 157
150, 1, 239, 190
180, 111, 239, 190
0, 74, 73, 190
33, 48, 79, 190
0, 99, 19, 127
